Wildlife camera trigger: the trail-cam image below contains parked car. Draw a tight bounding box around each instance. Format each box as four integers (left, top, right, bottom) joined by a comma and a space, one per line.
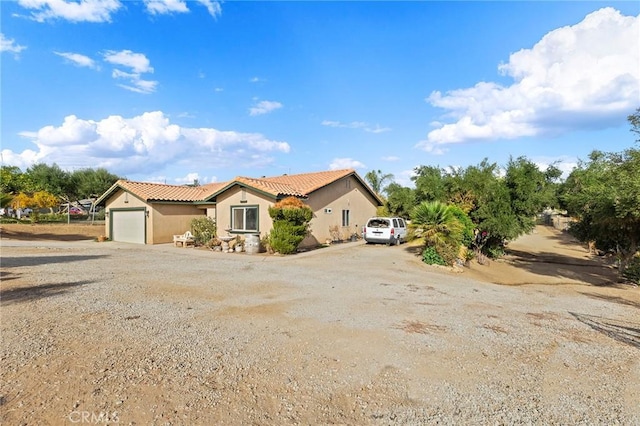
363, 217, 408, 245
69, 206, 84, 215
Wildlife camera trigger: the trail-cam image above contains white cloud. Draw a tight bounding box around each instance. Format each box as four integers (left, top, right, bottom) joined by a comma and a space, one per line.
214, 87, 224, 92
143, 0, 189, 15
393, 169, 418, 188
421, 7, 640, 152
382, 156, 400, 162
322, 120, 391, 133
1, 33, 27, 57
249, 100, 283, 116
328, 158, 366, 170
54, 51, 98, 69
103, 50, 153, 73
249, 76, 265, 83
17, 0, 122, 23
174, 172, 201, 185
9, 111, 291, 176
195, 0, 221, 18
104, 50, 157, 94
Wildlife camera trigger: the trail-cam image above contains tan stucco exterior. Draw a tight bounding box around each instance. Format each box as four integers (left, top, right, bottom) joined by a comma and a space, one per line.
105, 189, 206, 244
211, 186, 276, 240
303, 175, 378, 247
100, 171, 381, 246
210, 175, 378, 248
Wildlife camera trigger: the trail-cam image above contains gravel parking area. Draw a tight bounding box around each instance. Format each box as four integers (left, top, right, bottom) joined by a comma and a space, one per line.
1, 239, 639, 425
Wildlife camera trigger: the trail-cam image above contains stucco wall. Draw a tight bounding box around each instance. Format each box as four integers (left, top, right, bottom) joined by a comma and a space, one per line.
106, 189, 207, 244
215, 186, 274, 241
151, 203, 206, 244
303, 176, 379, 247
213, 177, 379, 248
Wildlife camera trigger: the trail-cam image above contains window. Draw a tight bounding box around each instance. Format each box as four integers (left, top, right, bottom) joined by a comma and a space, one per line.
231, 206, 258, 232
342, 209, 350, 227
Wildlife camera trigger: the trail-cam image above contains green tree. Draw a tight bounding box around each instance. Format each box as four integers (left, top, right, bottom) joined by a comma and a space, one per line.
628, 107, 640, 143
563, 148, 640, 274
0, 165, 23, 194
504, 156, 548, 235
384, 182, 415, 218
24, 163, 73, 198
71, 168, 122, 199
412, 165, 446, 204
365, 170, 394, 196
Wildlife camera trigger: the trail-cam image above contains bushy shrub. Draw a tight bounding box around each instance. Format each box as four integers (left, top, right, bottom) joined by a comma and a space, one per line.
190, 217, 217, 246
486, 245, 505, 259
622, 256, 640, 284
422, 246, 446, 266
449, 205, 474, 247
268, 197, 313, 254
269, 221, 305, 254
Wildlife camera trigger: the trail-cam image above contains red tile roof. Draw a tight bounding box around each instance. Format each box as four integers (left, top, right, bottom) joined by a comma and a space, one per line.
116, 180, 210, 202
97, 169, 381, 205
261, 169, 354, 195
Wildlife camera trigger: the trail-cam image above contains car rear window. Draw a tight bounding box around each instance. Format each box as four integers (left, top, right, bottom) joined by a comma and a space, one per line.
367, 218, 390, 228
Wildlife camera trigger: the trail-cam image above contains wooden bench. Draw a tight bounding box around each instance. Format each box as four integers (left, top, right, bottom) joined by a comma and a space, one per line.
173, 231, 195, 248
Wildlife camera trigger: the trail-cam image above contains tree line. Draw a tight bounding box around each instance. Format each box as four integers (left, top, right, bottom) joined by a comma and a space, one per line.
0, 163, 122, 213
366, 108, 640, 282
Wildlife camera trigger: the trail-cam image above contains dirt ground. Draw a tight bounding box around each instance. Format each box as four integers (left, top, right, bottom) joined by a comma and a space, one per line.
1, 222, 637, 297
0, 222, 105, 242
1, 224, 638, 424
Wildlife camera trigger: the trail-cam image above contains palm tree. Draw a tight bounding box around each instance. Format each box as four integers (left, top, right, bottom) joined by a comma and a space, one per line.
365, 170, 394, 196
411, 201, 463, 265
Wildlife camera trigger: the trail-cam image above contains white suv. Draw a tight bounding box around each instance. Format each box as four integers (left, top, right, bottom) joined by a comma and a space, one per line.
363, 217, 408, 245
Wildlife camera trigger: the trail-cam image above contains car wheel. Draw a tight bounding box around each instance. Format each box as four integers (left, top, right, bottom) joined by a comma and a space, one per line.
395, 237, 401, 246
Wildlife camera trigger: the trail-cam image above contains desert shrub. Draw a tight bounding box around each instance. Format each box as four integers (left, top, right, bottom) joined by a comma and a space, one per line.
38, 213, 67, 223
190, 217, 217, 246
622, 256, 640, 284
486, 245, 505, 259
422, 246, 446, 266
411, 201, 463, 265
269, 221, 305, 254
268, 197, 313, 254
449, 205, 474, 248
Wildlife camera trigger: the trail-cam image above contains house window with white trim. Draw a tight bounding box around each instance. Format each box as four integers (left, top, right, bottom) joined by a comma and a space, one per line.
232, 205, 258, 232
342, 209, 350, 227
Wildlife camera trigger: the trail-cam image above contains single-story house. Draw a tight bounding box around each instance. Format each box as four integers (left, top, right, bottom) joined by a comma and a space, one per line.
95, 169, 383, 247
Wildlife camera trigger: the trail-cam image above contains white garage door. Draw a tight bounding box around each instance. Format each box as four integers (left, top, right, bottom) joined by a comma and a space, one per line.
112, 209, 146, 244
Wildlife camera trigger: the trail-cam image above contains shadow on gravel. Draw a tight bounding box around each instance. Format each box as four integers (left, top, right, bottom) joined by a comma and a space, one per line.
570, 312, 640, 349
1, 254, 109, 268
504, 249, 618, 286
1, 280, 95, 305
579, 291, 640, 310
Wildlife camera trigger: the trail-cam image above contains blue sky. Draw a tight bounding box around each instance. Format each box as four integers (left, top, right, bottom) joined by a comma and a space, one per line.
1, 1, 638, 186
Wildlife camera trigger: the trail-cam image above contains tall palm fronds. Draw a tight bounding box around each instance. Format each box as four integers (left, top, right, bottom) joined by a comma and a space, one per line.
411, 201, 464, 265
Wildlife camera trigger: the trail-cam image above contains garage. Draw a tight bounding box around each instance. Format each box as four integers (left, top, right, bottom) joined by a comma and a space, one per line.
111, 209, 146, 244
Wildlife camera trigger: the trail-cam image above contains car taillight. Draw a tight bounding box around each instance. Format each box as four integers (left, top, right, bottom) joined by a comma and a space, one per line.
391, 228, 395, 235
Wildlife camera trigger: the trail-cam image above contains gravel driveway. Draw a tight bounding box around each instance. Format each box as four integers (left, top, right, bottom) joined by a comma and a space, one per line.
1, 239, 638, 425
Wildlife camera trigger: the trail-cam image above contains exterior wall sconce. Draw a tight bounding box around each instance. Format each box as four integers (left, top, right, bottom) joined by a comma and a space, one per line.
105, 211, 109, 218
